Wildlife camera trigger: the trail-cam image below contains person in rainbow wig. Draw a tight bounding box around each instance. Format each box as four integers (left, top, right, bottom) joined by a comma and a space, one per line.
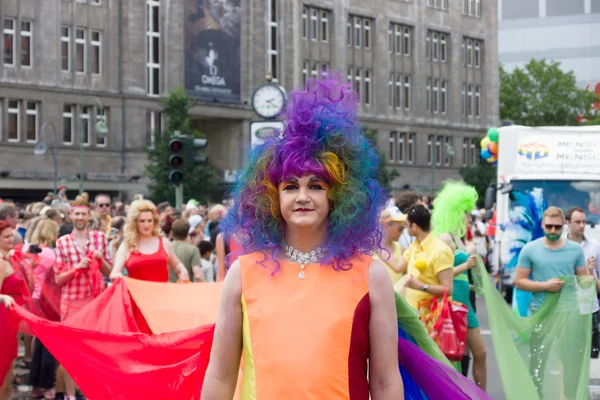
202, 74, 490, 400
431, 180, 487, 391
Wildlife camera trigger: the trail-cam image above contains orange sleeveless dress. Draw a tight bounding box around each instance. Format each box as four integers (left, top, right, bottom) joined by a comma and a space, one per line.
238, 252, 372, 400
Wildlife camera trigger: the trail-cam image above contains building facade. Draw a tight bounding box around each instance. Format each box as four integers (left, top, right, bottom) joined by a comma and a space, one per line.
0, 0, 498, 202
499, 0, 600, 89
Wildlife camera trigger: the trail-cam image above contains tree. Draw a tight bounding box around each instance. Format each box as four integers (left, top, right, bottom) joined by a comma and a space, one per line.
459, 153, 497, 208
500, 59, 599, 126
363, 128, 400, 191
144, 87, 217, 205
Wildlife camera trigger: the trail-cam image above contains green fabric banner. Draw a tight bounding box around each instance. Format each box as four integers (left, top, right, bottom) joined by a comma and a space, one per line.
477, 257, 595, 400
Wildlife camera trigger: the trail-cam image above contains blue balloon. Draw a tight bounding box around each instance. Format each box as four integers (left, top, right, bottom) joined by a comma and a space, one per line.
480, 149, 491, 159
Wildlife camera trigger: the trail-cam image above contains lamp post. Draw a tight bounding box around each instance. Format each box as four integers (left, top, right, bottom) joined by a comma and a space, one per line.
34, 121, 59, 196
79, 97, 109, 194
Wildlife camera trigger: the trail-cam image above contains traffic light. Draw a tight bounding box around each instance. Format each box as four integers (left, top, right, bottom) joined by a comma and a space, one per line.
184, 137, 209, 168
168, 137, 185, 184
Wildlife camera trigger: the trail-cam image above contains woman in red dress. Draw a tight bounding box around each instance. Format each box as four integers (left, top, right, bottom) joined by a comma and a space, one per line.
0, 220, 28, 399
110, 199, 190, 282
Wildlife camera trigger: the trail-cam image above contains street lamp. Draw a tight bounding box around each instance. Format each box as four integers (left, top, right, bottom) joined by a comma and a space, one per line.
34, 121, 59, 196
79, 97, 109, 194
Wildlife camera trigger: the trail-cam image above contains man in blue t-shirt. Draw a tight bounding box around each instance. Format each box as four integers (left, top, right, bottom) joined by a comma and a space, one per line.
515, 206, 587, 399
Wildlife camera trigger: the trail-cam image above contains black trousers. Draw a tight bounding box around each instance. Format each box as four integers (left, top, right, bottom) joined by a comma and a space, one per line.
592, 310, 599, 359
29, 338, 57, 389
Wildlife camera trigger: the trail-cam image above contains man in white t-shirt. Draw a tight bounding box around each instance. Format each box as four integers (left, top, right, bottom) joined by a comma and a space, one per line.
566, 206, 600, 358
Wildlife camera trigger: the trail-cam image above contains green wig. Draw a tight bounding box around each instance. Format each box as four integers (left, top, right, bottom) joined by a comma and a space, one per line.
431, 180, 478, 238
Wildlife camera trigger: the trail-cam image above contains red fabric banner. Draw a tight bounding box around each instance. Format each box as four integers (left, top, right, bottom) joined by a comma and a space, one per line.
2, 279, 218, 400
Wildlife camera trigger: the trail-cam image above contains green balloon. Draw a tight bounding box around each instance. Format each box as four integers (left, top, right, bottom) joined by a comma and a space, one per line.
487, 128, 499, 143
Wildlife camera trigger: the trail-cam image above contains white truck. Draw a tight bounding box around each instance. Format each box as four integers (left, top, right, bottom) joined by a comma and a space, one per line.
490, 125, 600, 300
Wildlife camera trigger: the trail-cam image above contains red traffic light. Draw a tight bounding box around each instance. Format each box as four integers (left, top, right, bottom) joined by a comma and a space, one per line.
169, 139, 183, 152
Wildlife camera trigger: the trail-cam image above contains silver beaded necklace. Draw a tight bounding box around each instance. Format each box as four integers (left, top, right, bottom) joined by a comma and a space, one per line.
284, 244, 327, 280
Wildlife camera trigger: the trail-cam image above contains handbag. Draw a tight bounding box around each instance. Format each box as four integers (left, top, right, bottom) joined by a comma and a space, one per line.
418, 289, 469, 361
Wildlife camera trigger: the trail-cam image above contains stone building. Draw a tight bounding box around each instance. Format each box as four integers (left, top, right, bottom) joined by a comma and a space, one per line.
0, 0, 498, 202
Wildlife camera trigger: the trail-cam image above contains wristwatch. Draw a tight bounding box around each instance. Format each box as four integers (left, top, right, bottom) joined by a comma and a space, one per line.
422, 284, 429, 292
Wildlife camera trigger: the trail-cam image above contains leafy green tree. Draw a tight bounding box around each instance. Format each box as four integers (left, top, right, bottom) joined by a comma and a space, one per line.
459, 151, 497, 208
144, 87, 217, 205
363, 128, 400, 191
500, 59, 599, 126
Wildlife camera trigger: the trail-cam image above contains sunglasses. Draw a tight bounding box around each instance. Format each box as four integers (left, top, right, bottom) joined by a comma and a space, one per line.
544, 224, 563, 231
97, 203, 110, 208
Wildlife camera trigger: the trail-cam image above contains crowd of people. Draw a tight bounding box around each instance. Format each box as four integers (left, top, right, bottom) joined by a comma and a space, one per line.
0, 194, 234, 400
0, 73, 596, 400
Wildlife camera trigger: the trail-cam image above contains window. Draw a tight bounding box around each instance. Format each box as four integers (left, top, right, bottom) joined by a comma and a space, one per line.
20, 21, 32, 67
388, 26, 393, 53
466, 39, 473, 66
429, 0, 448, 10
432, 32, 438, 60
310, 9, 318, 40
408, 133, 415, 164
389, 132, 397, 162
91, 0, 102, 4
63, 105, 74, 144
311, 62, 318, 79
444, 136, 453, 166
321, 11, 329, 42
426, 78, 432, 112
467, 84, 473, 116
96, 107, 108, 146
427, 135, 433, 165
3, 19, 15, 66
364, 69, 371, 105
433, 79, 439, 113
462, 138, 469, 166
7, 100, 20, 142
302, 61, 308, 86
347, 21, 352, 47
463, 0, 482, 16
395, 25, 401, 54
404, 27, 411, 56
426, 31, 430, 59
395, 74, 402, 109
80, 106, 91, 146
398, 132, 405, 163
470, 138, 478, 166
388, 73, 394, 107
475, 85, 481, 117
462, 83, 467, 115
403, 75, 411, 110
302, 7, 307, 38
436, 135, 442, 166
474, 40, 481, 67
75, 27, 86, 73
267, 0, 279, 81
354, 16, 361, 48
461, 38, 465, 65
440, 80, 447, 114
61, 26, 71, 71
146, 0, 161, 95
347, 67, 353, 84
355, 68, 362, 102
321, 63, 329, 77
91, 30, 101, 74
364, 20, 371, 49
146, 110, 163, 148
440, 33, 447, 62
25, 102, 38, 143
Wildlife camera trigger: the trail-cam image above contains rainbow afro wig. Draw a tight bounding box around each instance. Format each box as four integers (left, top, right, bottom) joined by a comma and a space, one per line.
220, 73, 388, 270
431, 180, 478, 238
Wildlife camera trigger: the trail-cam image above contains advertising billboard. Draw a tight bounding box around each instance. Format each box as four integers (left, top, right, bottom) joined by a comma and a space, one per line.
184, 0, 241, 103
